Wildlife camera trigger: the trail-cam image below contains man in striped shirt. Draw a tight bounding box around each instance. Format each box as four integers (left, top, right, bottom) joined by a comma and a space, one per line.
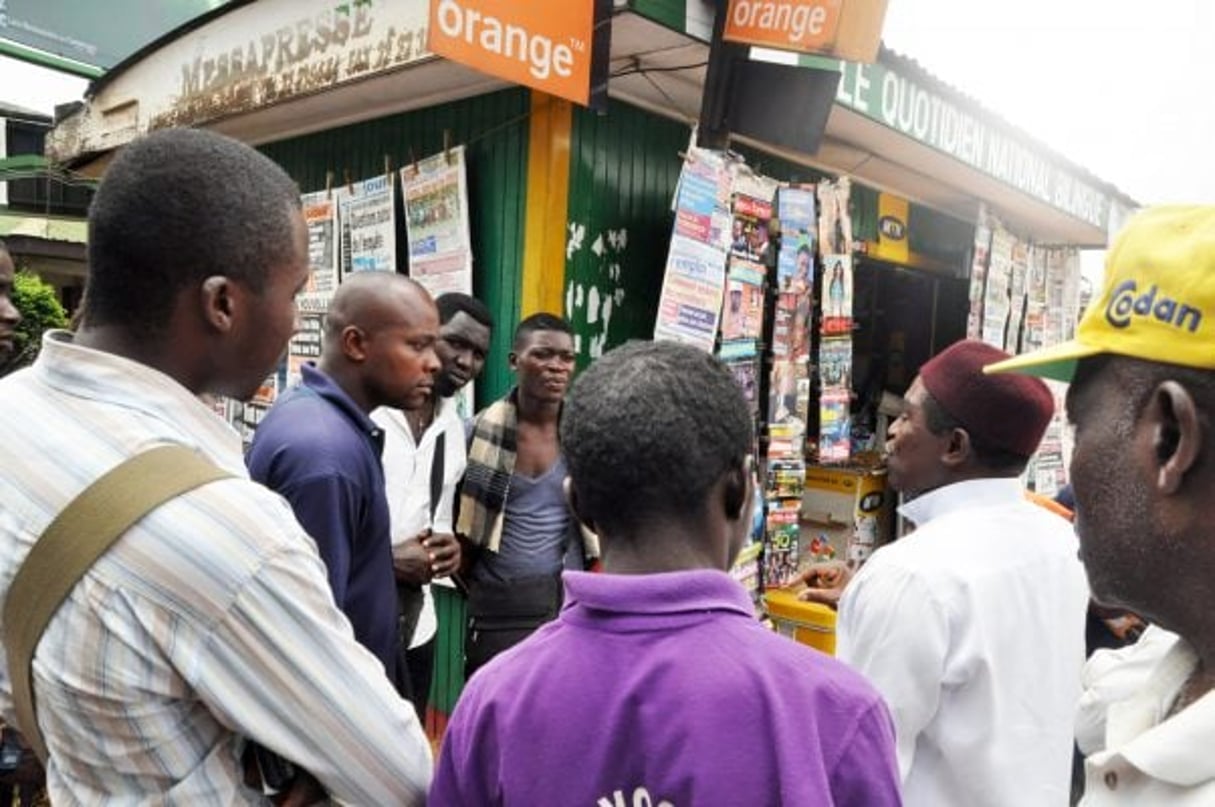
0, 129, 432, 804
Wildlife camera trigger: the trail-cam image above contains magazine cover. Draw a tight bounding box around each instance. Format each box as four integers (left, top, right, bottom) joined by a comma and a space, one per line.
818, 389, 852, 463
820, 254, 853, 335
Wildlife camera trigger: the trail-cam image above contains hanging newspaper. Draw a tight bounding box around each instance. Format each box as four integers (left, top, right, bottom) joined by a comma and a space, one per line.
1004, 239, 1030, 354
673, 147, 733, 249
817, 179, 852, 255
340, 175, 396, 278
300, 190, 343, 314
967, 204, 993, 339
981, 223, 1015, 348
286, 312, 325, 391
401, 145, 473, 297
654, 234, 729, 351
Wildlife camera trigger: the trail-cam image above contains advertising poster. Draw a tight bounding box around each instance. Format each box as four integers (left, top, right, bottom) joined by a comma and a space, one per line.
820, 254, 854, 335
300, 190, 341, 313
340, 175, 396, 277
401, 145, 473, 297
654, 234, 729, 352
719, 260, 765, 345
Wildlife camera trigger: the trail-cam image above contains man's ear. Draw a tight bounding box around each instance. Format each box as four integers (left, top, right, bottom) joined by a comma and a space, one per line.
1149, 381, 1201, 495
200, 276, 238, 333
722, 464, 749, 521
340, 325, 369, 362
941, 427, 971, 470
563, 476, 596, 532
508, 350, 518, 372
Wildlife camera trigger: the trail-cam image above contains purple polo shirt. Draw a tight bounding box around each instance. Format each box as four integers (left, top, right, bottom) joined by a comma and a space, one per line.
432, 569, 901, 806
246, 364, 397, 680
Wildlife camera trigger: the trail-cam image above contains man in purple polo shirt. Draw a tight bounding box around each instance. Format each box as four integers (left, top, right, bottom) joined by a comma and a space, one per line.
248, 272, 440, 684
432, 340, 901, 806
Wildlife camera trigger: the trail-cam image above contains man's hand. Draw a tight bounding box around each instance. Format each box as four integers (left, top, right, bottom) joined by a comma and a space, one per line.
794, 560, 854, 608
425, 532, 461, 578
393, 531, 433, 585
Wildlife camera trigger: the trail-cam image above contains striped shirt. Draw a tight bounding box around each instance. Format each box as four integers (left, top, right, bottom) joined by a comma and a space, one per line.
0, 332, 432, 804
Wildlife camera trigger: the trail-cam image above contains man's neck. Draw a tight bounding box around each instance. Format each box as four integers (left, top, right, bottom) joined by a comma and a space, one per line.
75, 325, 200, 394
317, 356, 372, 414
516, 389, 560, 425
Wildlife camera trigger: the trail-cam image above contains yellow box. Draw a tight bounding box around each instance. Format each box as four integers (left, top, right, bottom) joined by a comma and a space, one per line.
800, 465, 889, 563
763, 589, 837, 655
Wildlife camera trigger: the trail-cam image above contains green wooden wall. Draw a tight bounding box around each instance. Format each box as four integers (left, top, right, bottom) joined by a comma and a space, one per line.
259, 87, 531, 406
563, 99, 688, 368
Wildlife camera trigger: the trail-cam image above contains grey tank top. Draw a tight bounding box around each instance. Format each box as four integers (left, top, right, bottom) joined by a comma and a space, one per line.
472, 455, 572, 583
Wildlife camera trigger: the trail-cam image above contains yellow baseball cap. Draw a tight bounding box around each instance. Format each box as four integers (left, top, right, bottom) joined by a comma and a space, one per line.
986, 205, 1215, 382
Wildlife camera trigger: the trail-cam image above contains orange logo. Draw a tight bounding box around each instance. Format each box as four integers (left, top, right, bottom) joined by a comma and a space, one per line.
429, 0, 596, 105
723, 0, 844, 53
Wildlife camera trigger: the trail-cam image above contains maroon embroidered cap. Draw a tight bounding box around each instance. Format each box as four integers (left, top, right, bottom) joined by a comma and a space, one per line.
920, 340, 1055, 458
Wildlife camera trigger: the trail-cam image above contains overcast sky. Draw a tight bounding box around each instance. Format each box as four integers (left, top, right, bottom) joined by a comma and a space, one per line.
2, 0, 1210, 208
881, 0, 1214, 206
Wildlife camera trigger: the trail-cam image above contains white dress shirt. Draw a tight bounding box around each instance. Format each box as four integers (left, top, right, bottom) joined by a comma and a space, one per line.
372, 398, 467, 647
1080, 635, 1215, 805
0, 332, 431, 804
837, 477, 1089, 806
1076, 625, 1177, 756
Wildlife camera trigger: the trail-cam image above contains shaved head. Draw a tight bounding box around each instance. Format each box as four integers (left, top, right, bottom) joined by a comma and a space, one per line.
318, 272, 441, 412
324, 273, 434, 347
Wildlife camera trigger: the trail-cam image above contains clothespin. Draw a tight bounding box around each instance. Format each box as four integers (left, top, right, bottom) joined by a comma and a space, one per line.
344, 169, 353, 195
325, 170, 333, 200
443, 130, 453, 166
384, 154, 393, 187
409, 147, 419, 178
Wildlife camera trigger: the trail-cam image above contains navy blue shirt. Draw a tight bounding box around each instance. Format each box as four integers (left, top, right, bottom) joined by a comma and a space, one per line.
246, 364, 397, 680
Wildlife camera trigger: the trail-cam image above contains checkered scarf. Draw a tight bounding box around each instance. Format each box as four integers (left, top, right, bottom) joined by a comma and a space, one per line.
455, 391, 600, 560
456, 393, 518, 552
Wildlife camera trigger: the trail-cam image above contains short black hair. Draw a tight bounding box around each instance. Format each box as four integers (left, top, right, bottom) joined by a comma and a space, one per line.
921, 390, 1029, 474
561, 340, 754, 535
83, 128, 301, 336
513, 312, 572, 350
436, 292, 493, 329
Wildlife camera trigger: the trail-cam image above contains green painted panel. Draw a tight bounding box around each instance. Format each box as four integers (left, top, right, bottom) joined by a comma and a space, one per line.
564, 99, 688, 368
851, 182, 880, 244
259, 87, 531, 406
627, 0, 686, 32
429, 585, 467, 717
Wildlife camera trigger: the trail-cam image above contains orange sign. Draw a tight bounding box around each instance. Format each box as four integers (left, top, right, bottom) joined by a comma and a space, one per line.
723, 0, 844, 52
429, 0, 597, 106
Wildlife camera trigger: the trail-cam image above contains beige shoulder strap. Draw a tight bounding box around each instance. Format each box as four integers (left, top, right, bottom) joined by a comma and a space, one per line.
3, 445, 231, 762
